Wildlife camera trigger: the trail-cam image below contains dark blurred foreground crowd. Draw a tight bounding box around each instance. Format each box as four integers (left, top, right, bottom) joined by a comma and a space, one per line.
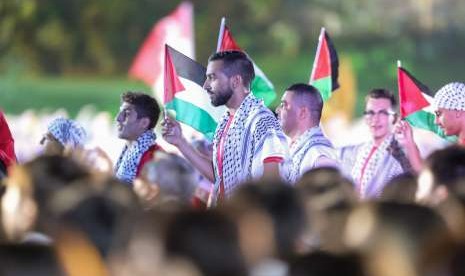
0, 125, 465, 276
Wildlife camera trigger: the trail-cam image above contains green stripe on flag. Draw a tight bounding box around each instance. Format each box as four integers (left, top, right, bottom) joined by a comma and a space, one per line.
311, 76, 332, 102
406, 110, 457, 142
166, 98, 218, 140
251, 76, 275, 107
250, 63, 276, 107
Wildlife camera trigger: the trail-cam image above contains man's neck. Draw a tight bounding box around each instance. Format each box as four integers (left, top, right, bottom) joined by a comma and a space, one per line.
226, 90, 249, 114
373, 134, 389, 147
126, 139, 138, 146
125, 130, 147, 145
290, 124, 317, 144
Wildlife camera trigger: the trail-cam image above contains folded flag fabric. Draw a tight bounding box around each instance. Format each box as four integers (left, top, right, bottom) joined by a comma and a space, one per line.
309, 27, 340, 102
397, 64, 456, 142
164, 45, 226, 140
217, 20, 276, 107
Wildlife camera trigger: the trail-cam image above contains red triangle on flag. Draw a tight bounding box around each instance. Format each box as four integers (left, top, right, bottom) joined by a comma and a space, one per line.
397, 67, 430, 118
164, 45, 185, 104
312, 35, 331, 80
219, 26, 242, 51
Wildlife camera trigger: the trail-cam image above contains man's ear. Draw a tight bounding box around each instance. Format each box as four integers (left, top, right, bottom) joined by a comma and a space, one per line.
230, 75, 242, 89
139, 117, 151, 130
299, 105, 309, 120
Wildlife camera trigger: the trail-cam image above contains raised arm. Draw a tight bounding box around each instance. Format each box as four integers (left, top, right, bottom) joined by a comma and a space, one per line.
394, 120, 423, 173
162, 117, 215, 182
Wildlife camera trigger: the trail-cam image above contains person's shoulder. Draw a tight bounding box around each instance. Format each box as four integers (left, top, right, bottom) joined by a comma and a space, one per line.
338, 143, 365, 156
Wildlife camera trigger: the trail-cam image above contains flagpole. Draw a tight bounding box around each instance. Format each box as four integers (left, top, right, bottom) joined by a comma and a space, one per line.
163, 44, 169, 121
216, 17, 226, 52
309, 27, 326, 83
397, 60, 405, 119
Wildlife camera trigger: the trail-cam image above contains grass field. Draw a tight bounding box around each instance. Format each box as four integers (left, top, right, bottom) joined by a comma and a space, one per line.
0, 75, 148, 117
1, 45, 464, 118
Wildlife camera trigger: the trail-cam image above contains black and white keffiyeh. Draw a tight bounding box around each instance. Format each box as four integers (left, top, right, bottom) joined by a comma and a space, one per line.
211, 94, 288, 203
348, 135, 404, 198
114, 130, 157, 184
48, 117, 86, 148
434, 82, 465, 111
288, 126, 336, 183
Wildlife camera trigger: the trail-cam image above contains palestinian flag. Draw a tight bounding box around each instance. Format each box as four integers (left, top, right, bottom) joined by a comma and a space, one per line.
217, 18, 276, 106
397, 64, 456, 142
309, 28, 340, 102
164, 45, 226, 140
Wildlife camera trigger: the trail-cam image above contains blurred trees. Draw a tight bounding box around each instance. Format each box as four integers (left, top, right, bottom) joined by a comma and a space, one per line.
1, 0, 465, 75
0, 0, 180, 74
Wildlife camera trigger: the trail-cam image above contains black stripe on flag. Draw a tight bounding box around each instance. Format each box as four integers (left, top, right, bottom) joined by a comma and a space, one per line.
167, 45, 206, 87
325, 32, 340, 92
399, 67, 432, 96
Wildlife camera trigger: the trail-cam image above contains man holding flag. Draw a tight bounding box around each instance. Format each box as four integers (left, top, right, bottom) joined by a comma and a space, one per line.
390, 65, 462, 173
339, 88, 415, 199
162, 51, 288, 205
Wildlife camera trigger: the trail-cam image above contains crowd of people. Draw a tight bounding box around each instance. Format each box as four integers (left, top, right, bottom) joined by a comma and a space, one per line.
0, 50, 464, 276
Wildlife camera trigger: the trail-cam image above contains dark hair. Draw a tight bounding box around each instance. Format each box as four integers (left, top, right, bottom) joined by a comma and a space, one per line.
208, 51, 255, 88
380, 172, 417, 203
121, 91, 160, 129
289, 251, 364, 276
297, 167, 356, 211
425, 145, 465, 193
286, 83, 323, 123
0, 244, 66, 276
0, 159, 7, 181
165, 209, 248, 276
48, 178, 141, 258
230, 181, 305, 261
365, 88, 397, 108
23, 155, 90, 224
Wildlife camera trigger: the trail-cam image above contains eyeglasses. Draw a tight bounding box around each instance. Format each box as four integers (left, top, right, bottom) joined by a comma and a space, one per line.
363, 110, 396, 118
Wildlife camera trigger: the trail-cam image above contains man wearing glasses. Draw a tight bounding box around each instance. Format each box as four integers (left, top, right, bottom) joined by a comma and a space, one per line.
339, 88, 416, 199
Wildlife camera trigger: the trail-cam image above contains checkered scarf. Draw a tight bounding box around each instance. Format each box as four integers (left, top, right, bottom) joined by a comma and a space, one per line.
114, 130, 157, 184
350, 135, 403, 198
48, 117, 86, 148
211, 94, 285, 201
434, 82, 465, 111
288, 126, 335, 183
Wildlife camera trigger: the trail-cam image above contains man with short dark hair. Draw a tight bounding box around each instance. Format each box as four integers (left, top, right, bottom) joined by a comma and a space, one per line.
276, 83, 338, 183
339, 88, 415, 199
162, 51, 288, 205
114, 91, 163, 184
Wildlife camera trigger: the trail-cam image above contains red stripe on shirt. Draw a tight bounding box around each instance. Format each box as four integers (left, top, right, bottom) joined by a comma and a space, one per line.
216, 114, 234, 201
359, 145, 378, 197
263, 156, 283, 163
